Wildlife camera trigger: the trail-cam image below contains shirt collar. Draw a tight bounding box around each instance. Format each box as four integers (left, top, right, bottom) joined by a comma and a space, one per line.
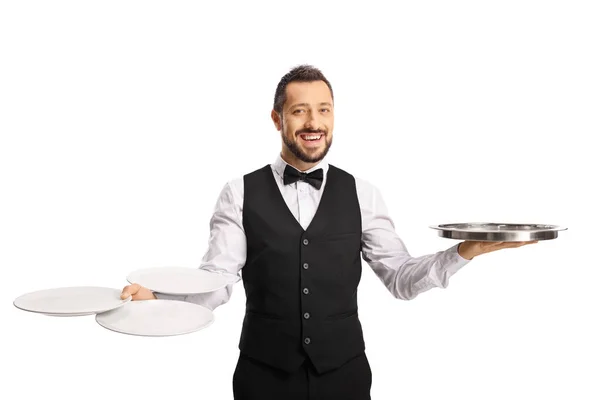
272, 154, 329, 180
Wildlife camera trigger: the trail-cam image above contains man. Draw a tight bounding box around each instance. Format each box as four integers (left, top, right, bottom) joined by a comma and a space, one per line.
121, 65, 536, 399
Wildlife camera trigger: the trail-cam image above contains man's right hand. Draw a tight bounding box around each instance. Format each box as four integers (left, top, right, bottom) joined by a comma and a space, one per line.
121, 283, 157, 300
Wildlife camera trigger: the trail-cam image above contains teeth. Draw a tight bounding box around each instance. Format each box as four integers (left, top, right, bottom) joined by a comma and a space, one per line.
303, 135, 321, 140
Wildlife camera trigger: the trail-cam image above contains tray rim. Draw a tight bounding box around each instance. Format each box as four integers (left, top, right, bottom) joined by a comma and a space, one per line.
429, 222, 567, 232
429, 222, 567, 242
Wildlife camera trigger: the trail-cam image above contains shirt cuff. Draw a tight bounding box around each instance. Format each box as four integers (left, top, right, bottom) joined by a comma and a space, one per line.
445, 243, 471, 274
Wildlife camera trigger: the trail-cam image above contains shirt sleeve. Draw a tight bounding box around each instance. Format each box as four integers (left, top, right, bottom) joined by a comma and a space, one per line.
356, 178, 470, 300
154, 180, 245, 310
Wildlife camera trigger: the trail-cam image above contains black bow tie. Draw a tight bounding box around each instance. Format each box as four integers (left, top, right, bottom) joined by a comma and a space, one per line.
283, 165, 324, 190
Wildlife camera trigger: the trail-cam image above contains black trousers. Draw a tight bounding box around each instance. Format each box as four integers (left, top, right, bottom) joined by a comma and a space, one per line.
232, 352, 372, 400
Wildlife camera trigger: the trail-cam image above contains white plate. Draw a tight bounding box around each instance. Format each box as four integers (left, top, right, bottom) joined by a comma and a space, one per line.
44, 313, 95, 317
95, 299, 214, 336
127, 266, 229, 294
13, 286, 131, 316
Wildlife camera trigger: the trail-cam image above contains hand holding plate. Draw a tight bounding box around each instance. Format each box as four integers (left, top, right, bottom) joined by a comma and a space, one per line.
120, 283, 157, 300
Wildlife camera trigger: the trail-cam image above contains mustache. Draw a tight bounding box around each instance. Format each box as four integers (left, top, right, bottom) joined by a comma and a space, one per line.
296, 129, 326, 136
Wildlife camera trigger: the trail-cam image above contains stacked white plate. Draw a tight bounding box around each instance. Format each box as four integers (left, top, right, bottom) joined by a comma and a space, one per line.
13, 286, 131, 317
96, 299, 214, 337
13, 266, 230, 336
126, 266, 230, 294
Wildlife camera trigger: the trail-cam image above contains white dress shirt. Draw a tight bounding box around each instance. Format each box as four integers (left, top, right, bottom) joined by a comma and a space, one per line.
155, 155, 471, 310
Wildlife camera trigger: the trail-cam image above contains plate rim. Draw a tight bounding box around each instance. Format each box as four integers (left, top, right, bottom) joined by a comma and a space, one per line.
13, 286, 131, 315
126, 266, 230, 295
95, 299, 215, 337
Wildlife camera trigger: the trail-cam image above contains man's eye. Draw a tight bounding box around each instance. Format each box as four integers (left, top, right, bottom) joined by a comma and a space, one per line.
293, 109, 304, 114
320, 109, 330, 113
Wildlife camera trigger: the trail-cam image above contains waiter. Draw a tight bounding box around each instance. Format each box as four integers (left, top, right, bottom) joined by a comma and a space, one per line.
121, 65, 537, 399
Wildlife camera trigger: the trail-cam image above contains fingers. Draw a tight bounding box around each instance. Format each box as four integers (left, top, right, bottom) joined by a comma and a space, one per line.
121, 283, 141, 300
506, 240, 539, 248
486, 240, 539, 251
475, 240, 539, 257
480, 241, 508, 251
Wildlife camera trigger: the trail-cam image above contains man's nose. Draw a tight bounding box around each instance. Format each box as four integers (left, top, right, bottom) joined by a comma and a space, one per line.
304, 113, 320, 130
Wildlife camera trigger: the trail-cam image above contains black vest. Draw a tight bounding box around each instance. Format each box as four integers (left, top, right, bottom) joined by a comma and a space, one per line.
238, 164, 365, 374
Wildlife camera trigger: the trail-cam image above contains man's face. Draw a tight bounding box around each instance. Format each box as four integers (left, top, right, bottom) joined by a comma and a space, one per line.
273, 81, 334, 164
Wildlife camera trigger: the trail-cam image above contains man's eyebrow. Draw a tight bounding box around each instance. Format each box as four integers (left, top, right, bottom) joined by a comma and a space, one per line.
289, 103, 310, 109
289, 102, 333, 109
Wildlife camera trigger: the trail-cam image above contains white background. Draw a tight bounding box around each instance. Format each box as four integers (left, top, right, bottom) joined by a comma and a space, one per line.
1, 1, 598, 399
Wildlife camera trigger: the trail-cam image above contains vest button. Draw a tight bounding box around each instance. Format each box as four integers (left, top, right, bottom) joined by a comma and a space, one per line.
303, 239, 309, 245
304, 312, 310, 319
304, 337, 311, 345
303, 263, 309, 269
303, 288, 309, 294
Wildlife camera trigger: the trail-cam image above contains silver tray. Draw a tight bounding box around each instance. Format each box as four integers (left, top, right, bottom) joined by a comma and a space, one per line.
430, 223, 567, 242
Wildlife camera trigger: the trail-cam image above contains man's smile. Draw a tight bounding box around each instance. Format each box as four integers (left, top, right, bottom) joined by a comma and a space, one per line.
299, 133, 324, 147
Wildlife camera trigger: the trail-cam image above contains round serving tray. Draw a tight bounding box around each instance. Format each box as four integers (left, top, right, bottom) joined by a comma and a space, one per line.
430, 223, 567, 242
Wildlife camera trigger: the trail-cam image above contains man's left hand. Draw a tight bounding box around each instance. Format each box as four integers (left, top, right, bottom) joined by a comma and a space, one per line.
458, 240, 538, 260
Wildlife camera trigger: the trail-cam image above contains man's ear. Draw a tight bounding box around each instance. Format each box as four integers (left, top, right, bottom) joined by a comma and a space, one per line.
271, 109, 282, 131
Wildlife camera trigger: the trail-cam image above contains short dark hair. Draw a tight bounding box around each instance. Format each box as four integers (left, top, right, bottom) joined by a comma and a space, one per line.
273, 64, 334, 114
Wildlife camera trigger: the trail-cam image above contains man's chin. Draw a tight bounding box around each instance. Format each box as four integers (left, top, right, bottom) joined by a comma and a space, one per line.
283, 135, 331, 164
298, 150, 326, 163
